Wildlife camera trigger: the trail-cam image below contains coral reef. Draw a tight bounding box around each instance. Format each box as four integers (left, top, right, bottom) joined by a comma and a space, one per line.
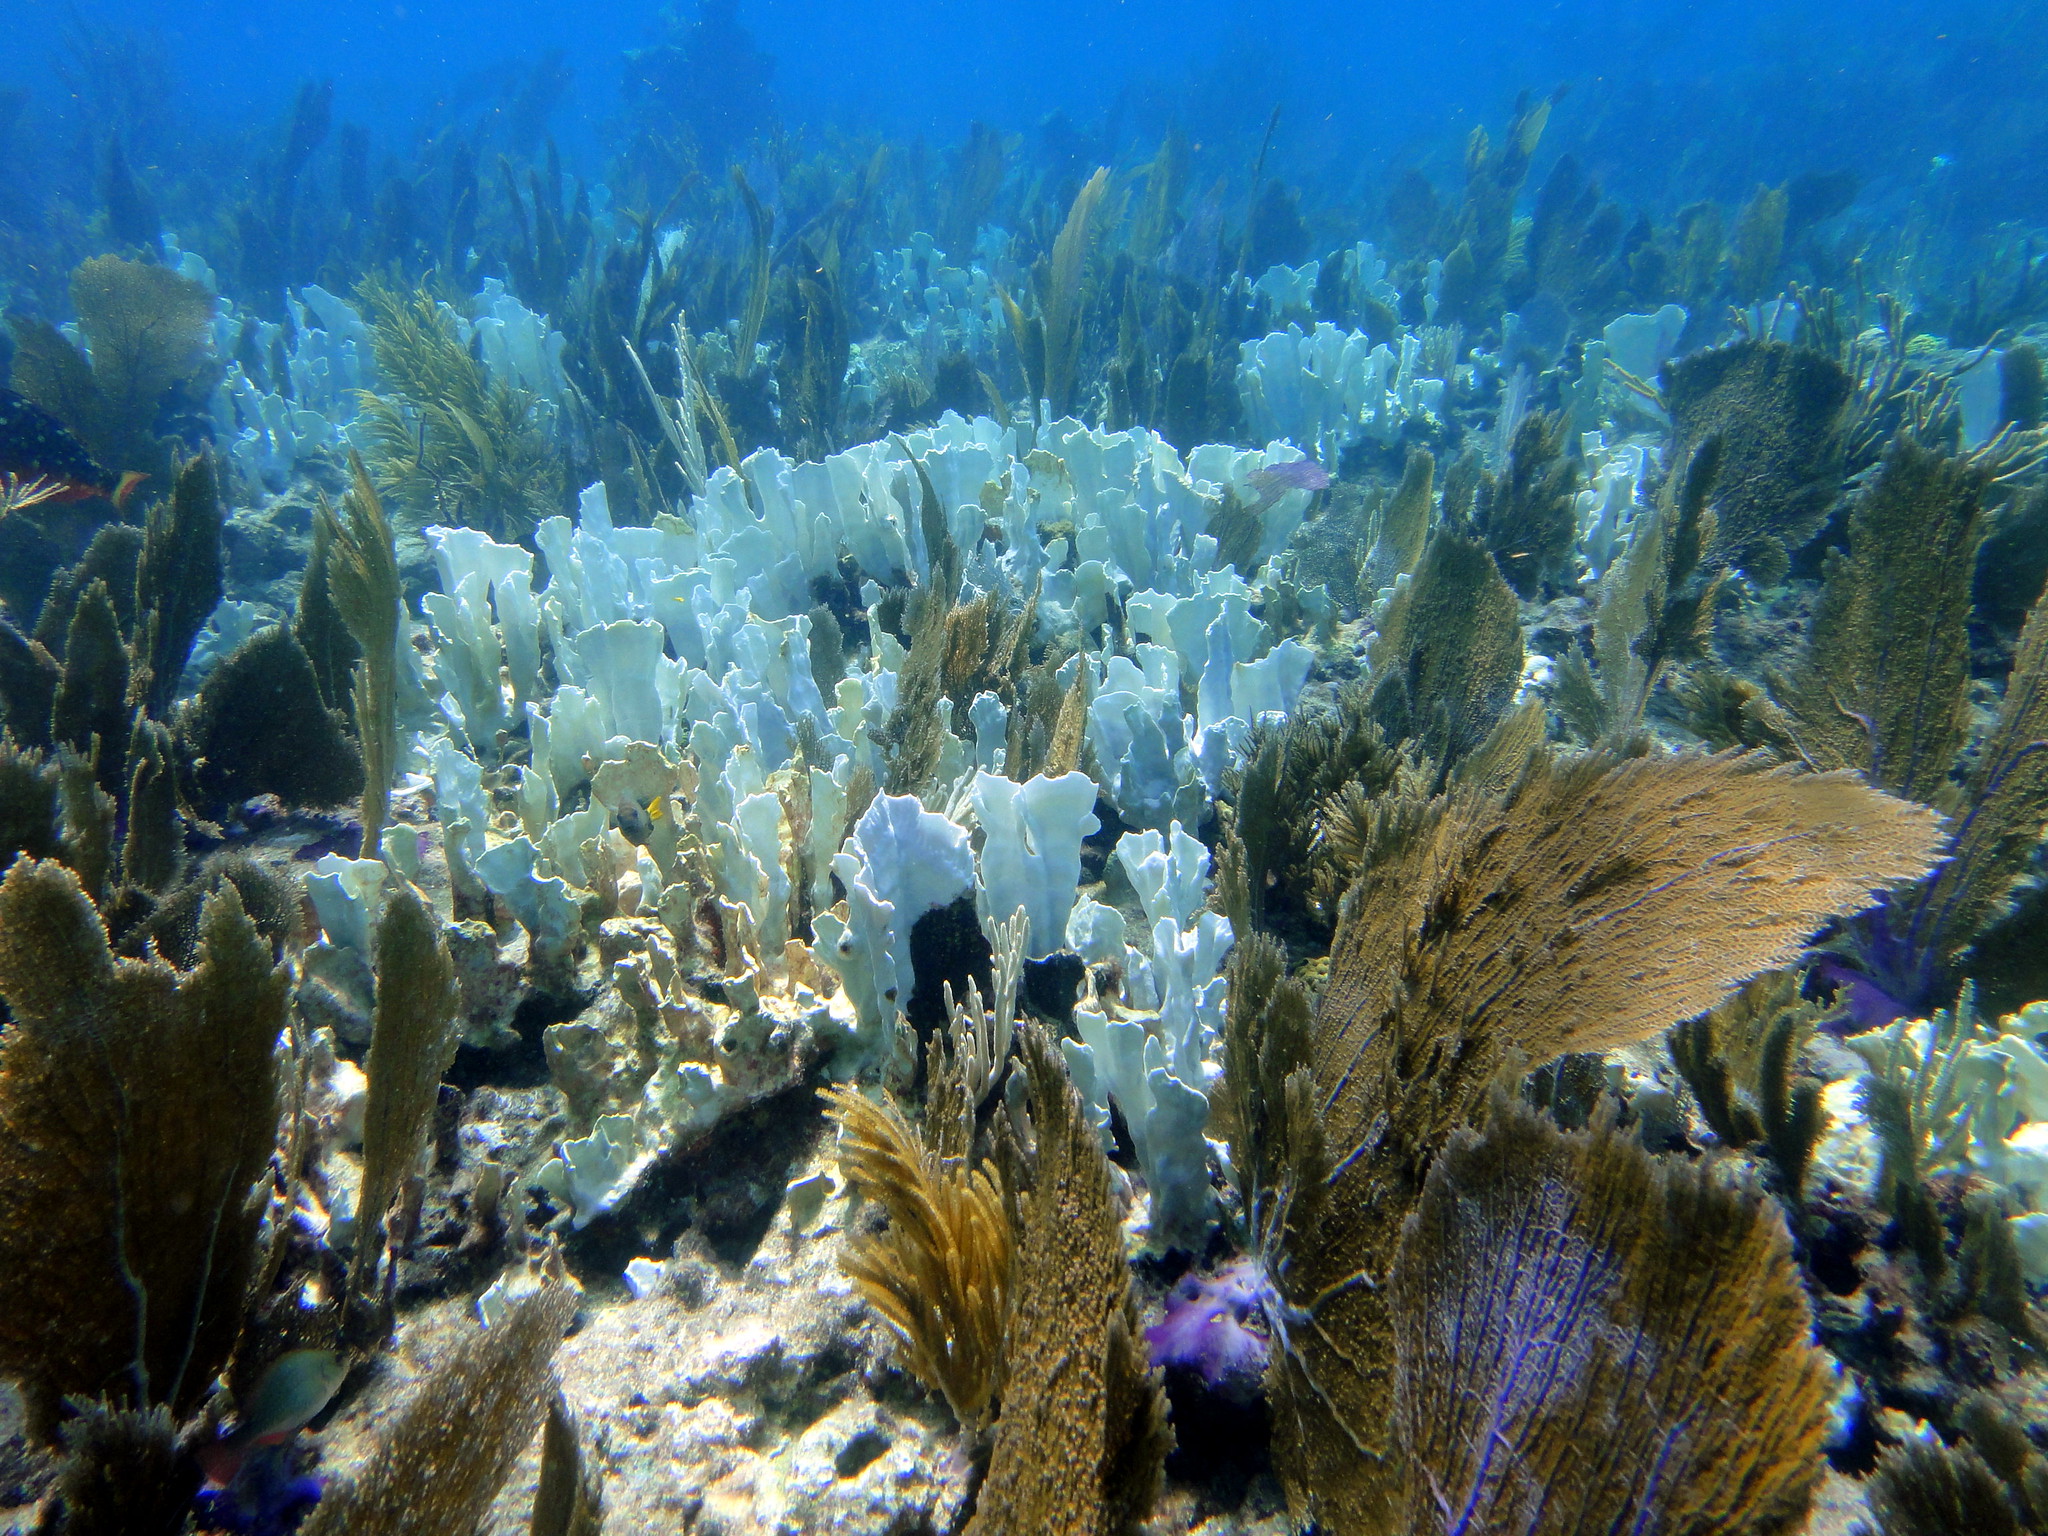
3, 49, 2048, 1536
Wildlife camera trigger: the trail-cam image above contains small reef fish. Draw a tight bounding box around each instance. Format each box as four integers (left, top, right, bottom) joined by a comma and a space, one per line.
0, 385, 147, 510
196, 1348, 348, 1488
614, 792, 665, 846
1244, 458, 1331, 516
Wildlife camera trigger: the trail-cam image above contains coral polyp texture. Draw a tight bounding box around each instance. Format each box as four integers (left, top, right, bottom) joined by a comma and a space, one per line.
2, 10, 2048, 1532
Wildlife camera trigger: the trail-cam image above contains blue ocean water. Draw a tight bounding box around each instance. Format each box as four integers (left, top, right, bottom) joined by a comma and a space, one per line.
7, 0, 2046, 218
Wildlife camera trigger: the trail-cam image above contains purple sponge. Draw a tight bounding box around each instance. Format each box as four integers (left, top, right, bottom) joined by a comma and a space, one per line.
1145, 1258, 1272, 1401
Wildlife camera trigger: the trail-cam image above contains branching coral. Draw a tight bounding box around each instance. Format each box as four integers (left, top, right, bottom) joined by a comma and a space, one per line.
1847, 985, 2000, 1275
1669, 969, 1827, 1203
939, 904, 1025, 1111
1867, 1392, 2048, 1535
1223, 682, 1406, 934
1842, 989, 2048, 1285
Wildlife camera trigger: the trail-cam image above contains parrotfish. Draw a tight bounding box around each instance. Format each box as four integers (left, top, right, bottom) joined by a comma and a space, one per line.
1244, 457, 1331, 516
195, 1348, 348, 1488
0, 385, 147, 510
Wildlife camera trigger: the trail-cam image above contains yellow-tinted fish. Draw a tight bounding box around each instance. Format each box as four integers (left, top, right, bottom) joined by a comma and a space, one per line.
615, 794, 663, 845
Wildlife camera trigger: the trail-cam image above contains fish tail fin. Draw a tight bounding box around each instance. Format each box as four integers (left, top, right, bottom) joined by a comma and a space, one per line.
111, 471, 149, 512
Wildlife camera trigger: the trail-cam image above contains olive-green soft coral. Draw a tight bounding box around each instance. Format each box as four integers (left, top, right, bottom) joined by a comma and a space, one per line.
6, 255, 217, 484
0, 858, 288, 1437
354, 279, 563, 541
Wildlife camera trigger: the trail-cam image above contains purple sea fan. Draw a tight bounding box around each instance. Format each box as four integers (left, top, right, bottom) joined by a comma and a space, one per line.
1390, 1094, 1831, 1535
1145, 1257, 1272, 1401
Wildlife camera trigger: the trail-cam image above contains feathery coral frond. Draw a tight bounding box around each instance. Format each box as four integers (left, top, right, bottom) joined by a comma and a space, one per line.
1319, 750, 1944, 1066
0, 472, 65, 519
353, 280, 562, 540
823, 1083, 1011, 1434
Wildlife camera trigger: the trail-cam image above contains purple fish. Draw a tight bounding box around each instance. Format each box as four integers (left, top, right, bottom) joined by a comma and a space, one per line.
1245, 458, 1331, 515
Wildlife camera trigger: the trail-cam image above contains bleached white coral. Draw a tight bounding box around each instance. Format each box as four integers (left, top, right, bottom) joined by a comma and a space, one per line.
1063, 820, 1233, 1253
1843, 993, 2048, 1280
1236, 321, 1446, 463
969, 771, 1098, 960
396, 408, 1332, 1252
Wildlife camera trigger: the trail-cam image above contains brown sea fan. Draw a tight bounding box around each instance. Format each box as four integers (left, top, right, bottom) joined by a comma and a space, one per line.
0, 857, 288, 1436
1239, 748, 1945, 1532
1393, 1093, 1833, 1536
